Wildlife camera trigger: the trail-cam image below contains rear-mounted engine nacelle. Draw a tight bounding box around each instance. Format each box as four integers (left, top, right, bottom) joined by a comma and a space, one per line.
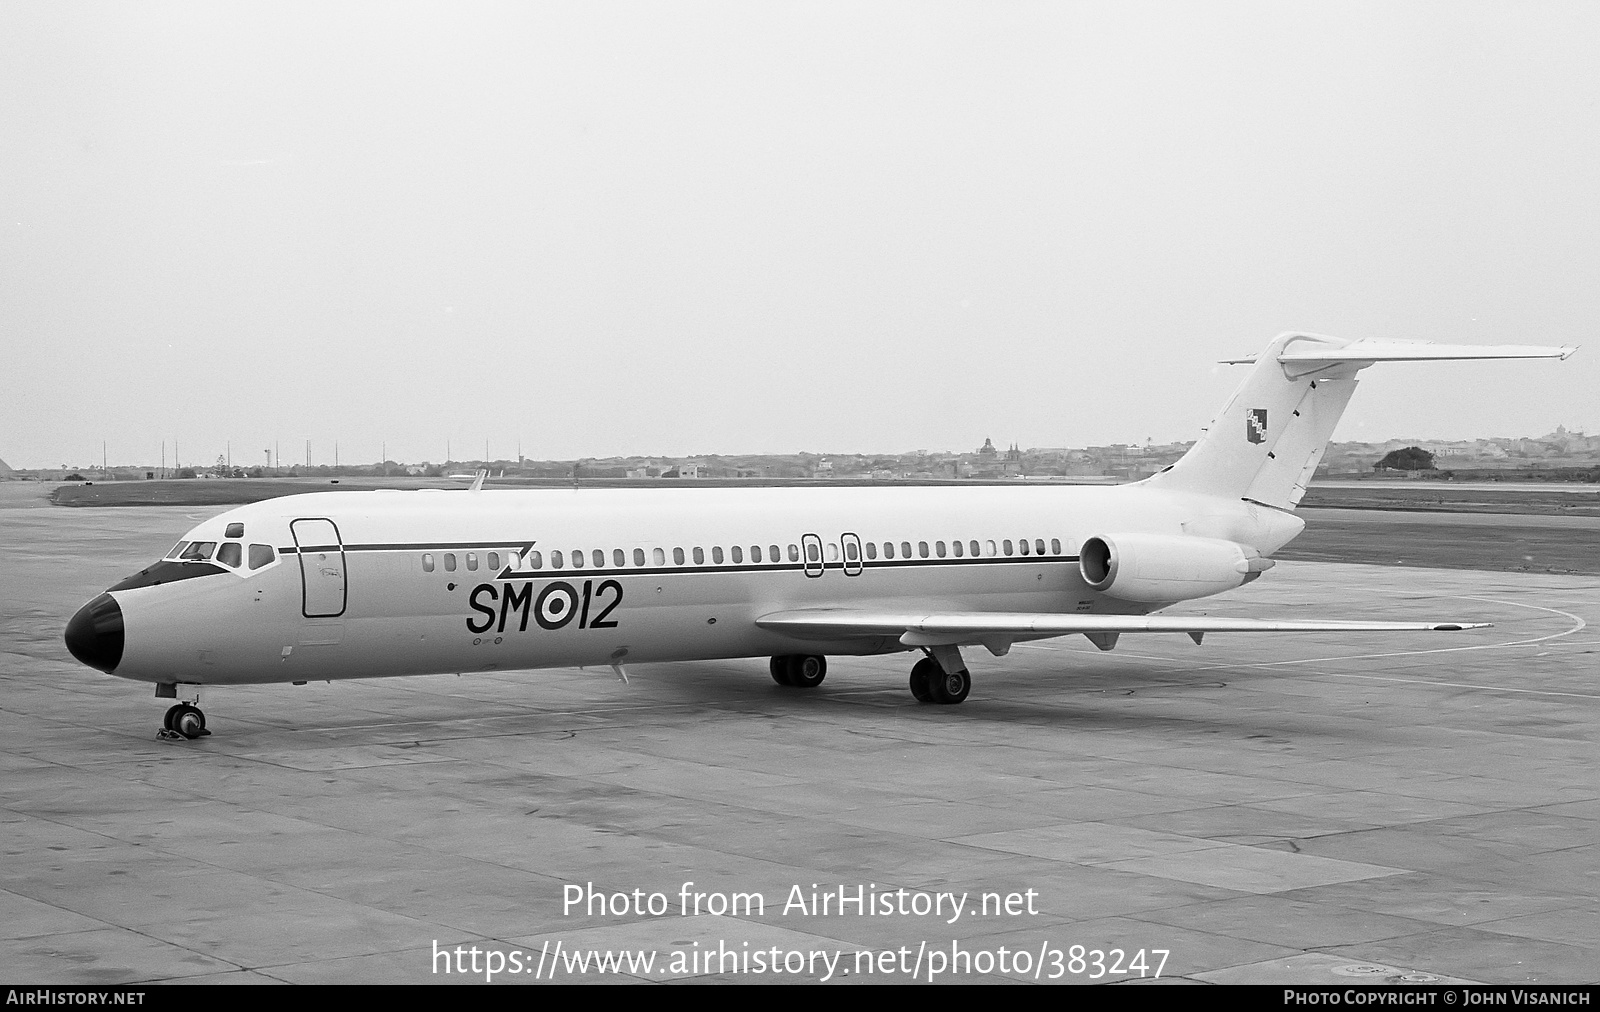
1079, 533, 1274, 604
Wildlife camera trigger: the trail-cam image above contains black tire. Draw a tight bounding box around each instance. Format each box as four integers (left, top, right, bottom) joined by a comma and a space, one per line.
787, 655, 827, 688
927, 666, 971, 705
909, 657, 938, 702
770, 656, 793, 686
163, 704, 184, 730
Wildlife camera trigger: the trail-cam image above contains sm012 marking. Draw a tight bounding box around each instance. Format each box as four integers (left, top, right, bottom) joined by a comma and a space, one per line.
467, 580, 622, 634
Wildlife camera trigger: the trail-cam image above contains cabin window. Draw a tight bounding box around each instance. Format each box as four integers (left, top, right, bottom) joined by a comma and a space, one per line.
865, 542, 877, 560
613, 549, 625, 567
844, 541, 859, 562
673, 547, 685, 565
805, 542, 819, 563
751, 545, 762, 563
917, 541, 929, 558
951, 540, 963, 557
712, 546, 724, 564
693, 547, 705, 565
166, 541, 189, 559
1002, 540, 1013, 556
551, 550, 563, 569
901, 541, 911, 558
180, 542, 216, 561
589, 549, 601, 568
787, 544, 799, 562
634, 548, 646, 566
250, 544, 275, 570
773, 545, 784, 563
970, 540, 980, 557
1051, 538, 1061, 554
883, 542, 895, 559
444, 553, 457, 572
1036, 539, 1047, 555
529, 550, 543, 569
488, 552, 500, 569
985, 540, 997, 556
1018, 539, 1029, 556
826, 543, 838, 562
935, 541, 946, 557
654, 548, 666, 565
224, 522, 244, 539
731, 546, 743, 563
572, 550, 586, 569
466, 552, 478, 570
217, 542, 242, 568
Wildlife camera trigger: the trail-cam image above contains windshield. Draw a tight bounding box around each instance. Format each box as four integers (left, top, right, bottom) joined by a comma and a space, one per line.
178, 542, 217, 562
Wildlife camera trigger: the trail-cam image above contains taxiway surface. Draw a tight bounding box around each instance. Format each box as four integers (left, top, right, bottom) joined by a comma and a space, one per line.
2, 484, 1595, 985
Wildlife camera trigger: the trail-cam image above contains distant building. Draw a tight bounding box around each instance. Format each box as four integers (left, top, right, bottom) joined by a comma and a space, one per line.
1002, 443, 1022, 476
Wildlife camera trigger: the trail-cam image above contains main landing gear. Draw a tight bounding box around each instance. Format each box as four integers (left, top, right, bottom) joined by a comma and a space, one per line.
770, 654, 827, 688
909, 656, 970, 704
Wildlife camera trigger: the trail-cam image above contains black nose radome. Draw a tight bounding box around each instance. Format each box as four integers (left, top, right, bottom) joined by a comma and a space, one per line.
65, 593, 124, 673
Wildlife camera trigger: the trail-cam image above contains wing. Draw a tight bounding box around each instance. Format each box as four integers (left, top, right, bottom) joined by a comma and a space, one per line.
755, 609, 1488, 654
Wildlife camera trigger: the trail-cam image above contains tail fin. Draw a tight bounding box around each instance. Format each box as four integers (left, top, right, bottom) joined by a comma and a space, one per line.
1146, 333, 1575, 509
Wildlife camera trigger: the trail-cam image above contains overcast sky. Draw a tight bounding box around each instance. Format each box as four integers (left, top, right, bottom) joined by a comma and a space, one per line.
4, 1, 1597, 469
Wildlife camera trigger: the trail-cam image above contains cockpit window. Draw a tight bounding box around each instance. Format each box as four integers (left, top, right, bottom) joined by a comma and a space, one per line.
179, 542, 217, 562
216, 542, 243, 568
165, 541, 190, 560
224, 522, 245, 539
249, 544, 275, 570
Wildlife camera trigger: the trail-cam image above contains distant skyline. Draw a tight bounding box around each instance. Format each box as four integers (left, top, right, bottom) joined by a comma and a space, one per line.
5, 2, 1598, 469
24, 424, 1597, 472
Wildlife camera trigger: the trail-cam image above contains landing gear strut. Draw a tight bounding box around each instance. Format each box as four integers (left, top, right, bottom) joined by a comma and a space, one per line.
909, 653, 970, 704
770, 654, 827, 688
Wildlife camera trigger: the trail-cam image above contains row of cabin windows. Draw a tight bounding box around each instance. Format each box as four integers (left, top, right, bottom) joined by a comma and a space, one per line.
863, 538, 1061, 560
419, 537, 1066, 573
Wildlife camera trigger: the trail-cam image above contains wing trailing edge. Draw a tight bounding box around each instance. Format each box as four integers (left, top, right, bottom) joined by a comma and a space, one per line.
756, 609, 1489, 651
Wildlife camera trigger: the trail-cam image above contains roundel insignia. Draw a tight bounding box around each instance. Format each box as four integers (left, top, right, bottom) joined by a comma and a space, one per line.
535, 582, 579, 630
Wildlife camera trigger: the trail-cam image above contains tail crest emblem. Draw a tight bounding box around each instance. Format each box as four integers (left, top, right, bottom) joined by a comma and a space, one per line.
1246, 408, 1268, 444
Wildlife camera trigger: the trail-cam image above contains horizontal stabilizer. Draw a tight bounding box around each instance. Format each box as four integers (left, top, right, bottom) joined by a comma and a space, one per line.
757, 609, 1488, 649
1153, 333, 1577, 509
1221, 340, 1576, 366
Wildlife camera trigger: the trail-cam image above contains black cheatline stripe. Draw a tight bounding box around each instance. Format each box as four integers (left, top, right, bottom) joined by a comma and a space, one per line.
490, 556, 1081, 581
283, 542, 525, 554
280, 542, 1080, 570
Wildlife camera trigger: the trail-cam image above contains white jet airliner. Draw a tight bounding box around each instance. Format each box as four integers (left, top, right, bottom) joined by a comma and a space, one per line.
64, 333, 1575, 739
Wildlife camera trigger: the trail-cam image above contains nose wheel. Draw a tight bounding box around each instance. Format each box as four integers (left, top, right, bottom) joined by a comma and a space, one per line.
159, 703, 210, 740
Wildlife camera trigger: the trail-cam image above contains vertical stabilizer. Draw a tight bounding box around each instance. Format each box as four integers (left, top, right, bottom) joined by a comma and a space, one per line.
1147, 333, 1575, 509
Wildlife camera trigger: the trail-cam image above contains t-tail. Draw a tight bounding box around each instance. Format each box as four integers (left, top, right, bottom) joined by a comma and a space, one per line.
1144, 333, 1577, 510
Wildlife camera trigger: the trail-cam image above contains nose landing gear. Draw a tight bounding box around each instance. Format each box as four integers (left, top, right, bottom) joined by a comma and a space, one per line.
156, 683, 211, 740
159, 703, 209, 740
